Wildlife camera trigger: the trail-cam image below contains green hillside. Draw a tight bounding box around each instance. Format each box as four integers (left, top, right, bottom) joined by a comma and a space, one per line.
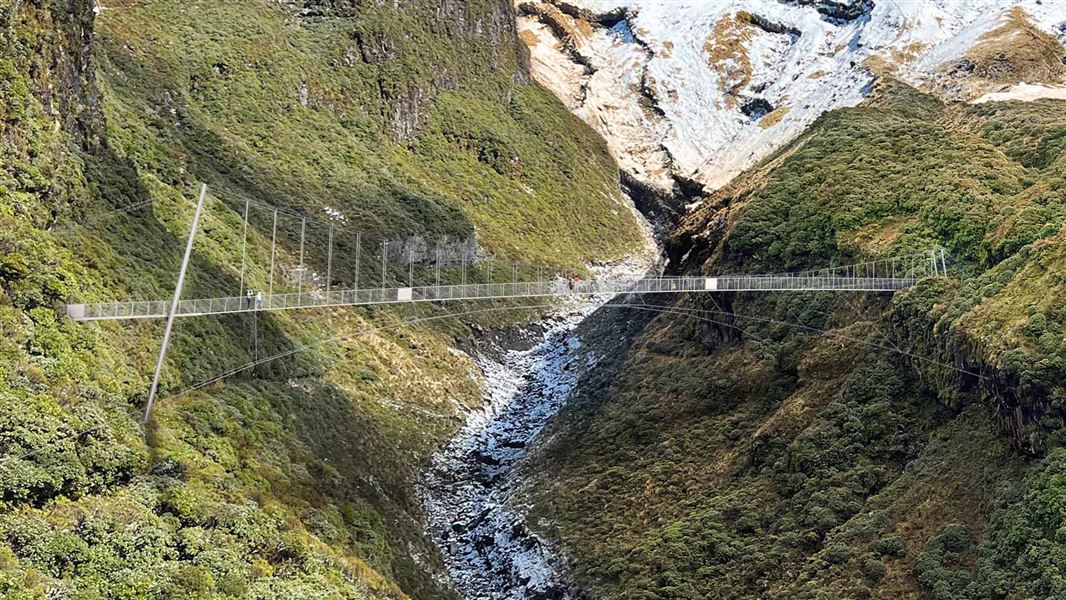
525, 83, 1066, 599
0, 0, 642, 597
7, 1, 1065, 598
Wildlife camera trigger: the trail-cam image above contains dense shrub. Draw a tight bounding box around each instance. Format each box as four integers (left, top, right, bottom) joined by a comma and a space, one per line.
528, 84, 1066, 599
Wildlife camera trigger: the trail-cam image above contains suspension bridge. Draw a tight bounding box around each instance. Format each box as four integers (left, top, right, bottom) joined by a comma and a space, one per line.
63, 185, 949, 323
60, 184, 951, 421
65, 260, 943, 322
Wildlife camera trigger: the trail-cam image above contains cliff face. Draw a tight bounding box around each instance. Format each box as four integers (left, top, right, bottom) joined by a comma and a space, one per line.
523, 84, 1066, 598
0, 0, 643, 597
514, 0, 1066, 194
1, 0, 101, 138
1, 0, 103, 228
302, 0, 531, 140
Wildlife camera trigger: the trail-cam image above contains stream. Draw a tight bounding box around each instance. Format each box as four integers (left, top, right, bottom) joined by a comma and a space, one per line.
419, 259, 651, 599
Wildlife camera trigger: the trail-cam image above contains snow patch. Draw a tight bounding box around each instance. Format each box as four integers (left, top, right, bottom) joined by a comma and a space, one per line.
972, 82, 1066, 103
517, 0, 1066, 193
323, 206, 347, 222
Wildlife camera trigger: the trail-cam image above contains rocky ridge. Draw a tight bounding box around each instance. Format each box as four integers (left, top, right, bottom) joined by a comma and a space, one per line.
515, 0, 1066, 193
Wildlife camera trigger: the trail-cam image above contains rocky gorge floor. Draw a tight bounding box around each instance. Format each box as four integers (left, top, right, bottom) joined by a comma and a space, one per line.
419, 254, 656, 599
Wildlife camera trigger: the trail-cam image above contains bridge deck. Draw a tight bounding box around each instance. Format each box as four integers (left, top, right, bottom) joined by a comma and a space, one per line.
65, 275, 920, 322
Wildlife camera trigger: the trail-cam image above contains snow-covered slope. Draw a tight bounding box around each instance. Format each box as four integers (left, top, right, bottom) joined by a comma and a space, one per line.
516, 0, 1066, 193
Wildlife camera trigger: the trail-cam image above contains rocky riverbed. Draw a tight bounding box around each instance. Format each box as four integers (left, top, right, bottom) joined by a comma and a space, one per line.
419, 257, 654, 599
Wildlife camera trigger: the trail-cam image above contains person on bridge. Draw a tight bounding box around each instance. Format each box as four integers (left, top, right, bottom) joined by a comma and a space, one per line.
255, 291, 263, 310
245, 290, 253, 309
568, 275, 578, 292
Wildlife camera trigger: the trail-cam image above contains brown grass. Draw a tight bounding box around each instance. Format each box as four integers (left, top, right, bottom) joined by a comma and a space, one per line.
703, 12, 755, 96
954, 7, 1066, 92
891, 41, 929, 65
518, 29, 539, 47
864, 54, 893, 76
758, 105, 790, 128
841, 215, 919, 256
520, 2, 586, 47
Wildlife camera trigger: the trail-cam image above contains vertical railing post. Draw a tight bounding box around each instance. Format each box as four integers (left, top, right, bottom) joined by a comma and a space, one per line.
297, 218, 306, 299
268, 209, 278, 302
381, 240, 389, 287
143, 183, 208, 425
326, 223, 334, 302
354, 232, 361, 294
239, 198, 249, 297
408, 245, 414, 288
436, 245, 442, 293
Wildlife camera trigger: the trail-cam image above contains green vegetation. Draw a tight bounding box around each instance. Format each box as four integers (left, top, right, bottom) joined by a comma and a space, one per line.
528, 83, 1066, 598
0, 0, 643, 597
93, 0, 640, 272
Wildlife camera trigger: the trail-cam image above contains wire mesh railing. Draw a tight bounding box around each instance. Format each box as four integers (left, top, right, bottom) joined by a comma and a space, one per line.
65, 273, 925, 322
64, 249, 946, 321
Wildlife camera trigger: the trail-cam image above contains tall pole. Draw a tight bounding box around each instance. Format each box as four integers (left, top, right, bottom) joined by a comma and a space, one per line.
940, 248, 947, 275
268, 209, 278, 300
143, 183, 208, 425
238, 198, 249, 296
381, 241, 389, 286
436, 245, 442, 291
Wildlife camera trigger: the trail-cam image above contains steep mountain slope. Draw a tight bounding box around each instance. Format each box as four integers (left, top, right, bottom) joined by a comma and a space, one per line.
516, 0, 1066, 193
522, 84, 1066, 598
0, 0, 644, 597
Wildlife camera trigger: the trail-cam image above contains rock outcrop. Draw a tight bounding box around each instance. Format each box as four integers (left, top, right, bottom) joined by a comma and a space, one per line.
515, 0, 1066, 194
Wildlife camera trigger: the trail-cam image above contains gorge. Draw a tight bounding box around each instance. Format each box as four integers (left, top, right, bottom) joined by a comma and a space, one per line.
2, 1, 1066, 599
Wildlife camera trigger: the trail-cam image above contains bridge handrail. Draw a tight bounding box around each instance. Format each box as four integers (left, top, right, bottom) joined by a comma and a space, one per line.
65, 274, 924, 321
